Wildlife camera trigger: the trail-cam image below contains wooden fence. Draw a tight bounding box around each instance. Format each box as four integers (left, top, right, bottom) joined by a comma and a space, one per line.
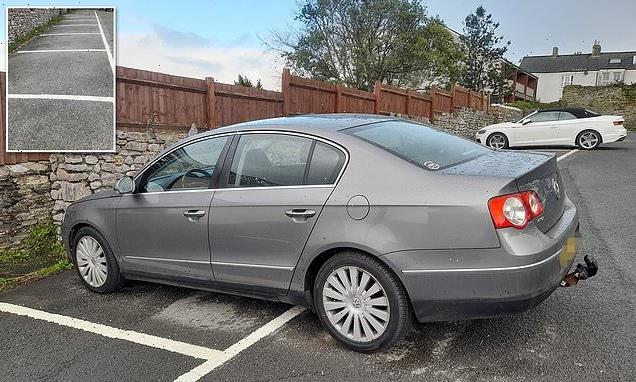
0, 67, 488, 165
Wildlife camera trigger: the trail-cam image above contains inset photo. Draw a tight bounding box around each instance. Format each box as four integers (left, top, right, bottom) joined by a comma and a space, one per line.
5, 6, 115, 152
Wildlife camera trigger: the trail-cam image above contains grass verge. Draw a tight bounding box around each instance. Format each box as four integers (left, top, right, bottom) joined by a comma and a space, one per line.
0, 221, 72, 292
8, 15, 64, 54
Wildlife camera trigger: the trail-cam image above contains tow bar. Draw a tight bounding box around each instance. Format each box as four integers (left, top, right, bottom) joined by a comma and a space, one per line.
560, 255, 598, 287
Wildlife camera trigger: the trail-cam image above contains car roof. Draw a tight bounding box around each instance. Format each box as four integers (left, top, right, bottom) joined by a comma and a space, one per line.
534, 107, 597, 118
210, 114, 395, 133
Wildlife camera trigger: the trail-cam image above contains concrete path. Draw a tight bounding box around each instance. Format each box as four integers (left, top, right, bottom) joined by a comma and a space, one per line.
6, 10, 115, 152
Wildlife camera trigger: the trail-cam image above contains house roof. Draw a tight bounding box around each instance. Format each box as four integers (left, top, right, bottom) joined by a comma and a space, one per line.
520, 51, 636, 73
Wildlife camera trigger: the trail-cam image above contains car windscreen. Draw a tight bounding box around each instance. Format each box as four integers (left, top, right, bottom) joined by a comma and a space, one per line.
345, 120, 489, 170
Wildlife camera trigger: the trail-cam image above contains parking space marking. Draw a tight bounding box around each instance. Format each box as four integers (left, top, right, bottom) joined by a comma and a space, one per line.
94, 11, 114, 73
557, 149, 579, 162
8, 94, 114, 102
15, 49, 106, 53
0, 301, 304, 382
174, 306, 306, 382
0, 302, 225, 360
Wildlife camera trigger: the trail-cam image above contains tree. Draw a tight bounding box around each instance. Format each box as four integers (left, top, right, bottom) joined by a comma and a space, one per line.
460, 6, 510, 95
235, 74, 263, 89
270, 0, 464, 91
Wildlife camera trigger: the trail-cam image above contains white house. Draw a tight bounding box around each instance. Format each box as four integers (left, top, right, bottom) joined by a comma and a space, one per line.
520, 43, 636, 102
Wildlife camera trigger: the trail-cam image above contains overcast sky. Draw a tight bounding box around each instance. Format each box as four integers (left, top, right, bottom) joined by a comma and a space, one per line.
1, 0, 634, 90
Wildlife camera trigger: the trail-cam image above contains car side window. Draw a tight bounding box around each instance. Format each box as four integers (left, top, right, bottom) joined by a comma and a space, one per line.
228, 134, 312, 187
558, 111, 577, 121
140, 136, 228, 192
307, 141, 345, 185
526, 111, 561, 123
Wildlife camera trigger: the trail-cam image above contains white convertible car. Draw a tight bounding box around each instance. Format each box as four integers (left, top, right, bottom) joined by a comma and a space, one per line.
475, 108, 627, 150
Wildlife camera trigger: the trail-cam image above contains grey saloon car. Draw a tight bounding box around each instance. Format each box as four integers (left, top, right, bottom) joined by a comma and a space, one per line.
61, 114, 595, 352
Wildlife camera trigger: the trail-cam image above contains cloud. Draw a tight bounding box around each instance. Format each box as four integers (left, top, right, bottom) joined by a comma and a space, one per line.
116, 30, 285, 90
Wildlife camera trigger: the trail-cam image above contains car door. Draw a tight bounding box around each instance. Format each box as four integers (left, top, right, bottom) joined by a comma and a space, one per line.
116, 135, 231, 281
514, 111, 561, 146
555, 111, 582, 144
208, 132, 347, 294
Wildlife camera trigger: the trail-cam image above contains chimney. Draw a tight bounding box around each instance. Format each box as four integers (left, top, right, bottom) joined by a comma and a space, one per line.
592, 41, 601, 57
552, 47, 559, 57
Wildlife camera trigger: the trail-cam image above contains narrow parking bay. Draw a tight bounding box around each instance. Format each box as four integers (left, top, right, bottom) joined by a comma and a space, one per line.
6, 10, 115, 151
1, 136, 634, 381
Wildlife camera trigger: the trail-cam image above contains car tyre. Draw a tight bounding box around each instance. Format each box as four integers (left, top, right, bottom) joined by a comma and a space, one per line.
486, 133, 509, 149
313, 251, 412, 352
72, 226, 123, 293
576, 130, 601, 150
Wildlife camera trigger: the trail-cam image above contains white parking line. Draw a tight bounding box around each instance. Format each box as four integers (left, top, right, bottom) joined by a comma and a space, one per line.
15, 49, 106, 53
94, 11, 114, 74
0, 301, 304, 382
8, 94, 115, 102
557, 149, 579, 162
174, 306, 306, 382
41, 33, 100, 36
0, 302, 225, 360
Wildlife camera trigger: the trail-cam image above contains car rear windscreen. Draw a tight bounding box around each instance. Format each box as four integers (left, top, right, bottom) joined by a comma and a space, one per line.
346, 120, 489, 170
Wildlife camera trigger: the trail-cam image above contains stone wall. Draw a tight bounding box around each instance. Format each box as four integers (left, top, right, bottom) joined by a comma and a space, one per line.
49, 130, 186, 225
0, 161, 53, 250
8, 8, 66, 45
562, 84, 636, 129
433, 105, 522, 139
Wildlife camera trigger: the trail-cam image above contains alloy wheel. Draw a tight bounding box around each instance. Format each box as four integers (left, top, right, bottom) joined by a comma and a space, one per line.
488, 134, 506, 149
322, 266, 390, 342
579, 131, 599, 149
76, 236, 108, 288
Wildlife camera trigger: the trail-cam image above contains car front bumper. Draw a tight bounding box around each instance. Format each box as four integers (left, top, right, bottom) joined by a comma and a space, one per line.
383, 196, 581, 322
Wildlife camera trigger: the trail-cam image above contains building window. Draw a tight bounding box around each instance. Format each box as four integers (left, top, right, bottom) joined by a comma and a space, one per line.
561, 75, 574, 88
609, 58, 622, 64
598, 71, 623, 85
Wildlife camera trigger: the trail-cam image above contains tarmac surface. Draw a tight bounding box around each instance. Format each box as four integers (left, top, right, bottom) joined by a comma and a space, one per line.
6, 10, 115, 152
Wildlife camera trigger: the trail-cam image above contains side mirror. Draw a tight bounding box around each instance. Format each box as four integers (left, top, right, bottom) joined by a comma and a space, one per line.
114, 176, 135, 194
521, 120, 532, 125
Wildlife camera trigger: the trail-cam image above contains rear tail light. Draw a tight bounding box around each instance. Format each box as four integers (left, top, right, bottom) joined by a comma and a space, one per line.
488, 191, 544, 229
613, 120, 624, 126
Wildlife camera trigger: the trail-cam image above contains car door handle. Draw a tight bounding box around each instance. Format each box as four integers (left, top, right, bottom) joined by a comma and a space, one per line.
183, 210, 206, 222
285, 209, 316, 218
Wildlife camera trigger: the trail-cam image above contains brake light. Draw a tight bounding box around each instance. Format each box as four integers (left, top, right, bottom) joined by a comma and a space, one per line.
613, 120, 624, 126
488, 191, 544, 229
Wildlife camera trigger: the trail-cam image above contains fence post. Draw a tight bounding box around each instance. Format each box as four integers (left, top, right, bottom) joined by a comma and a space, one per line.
449, 84, 455, 112
335, 83, 343, 113
282, 68, 291, 116
429, 86, 436, 122
405, 89, 411, 117
373, 81, 381, 114
205, 77, 216, 129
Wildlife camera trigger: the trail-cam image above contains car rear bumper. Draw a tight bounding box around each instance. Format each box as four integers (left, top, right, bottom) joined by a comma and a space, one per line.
383, 196, 580, 322
604, 129, 628, 143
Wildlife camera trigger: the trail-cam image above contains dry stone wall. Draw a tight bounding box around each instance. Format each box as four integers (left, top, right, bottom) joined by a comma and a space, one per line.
0, 161, 53, 250
49, 130, 185, 225
433, 105, 522, 139
8, 8, 65, 45
562, 84, 636, 129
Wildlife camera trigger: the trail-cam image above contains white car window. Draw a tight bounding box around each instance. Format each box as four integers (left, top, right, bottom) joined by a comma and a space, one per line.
526, 111, 561, 123
558, 112, 577, 121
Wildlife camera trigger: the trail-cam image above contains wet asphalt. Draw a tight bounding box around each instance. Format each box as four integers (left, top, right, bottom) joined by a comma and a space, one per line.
6, 10, 115, 152
0, 136, 634, 381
